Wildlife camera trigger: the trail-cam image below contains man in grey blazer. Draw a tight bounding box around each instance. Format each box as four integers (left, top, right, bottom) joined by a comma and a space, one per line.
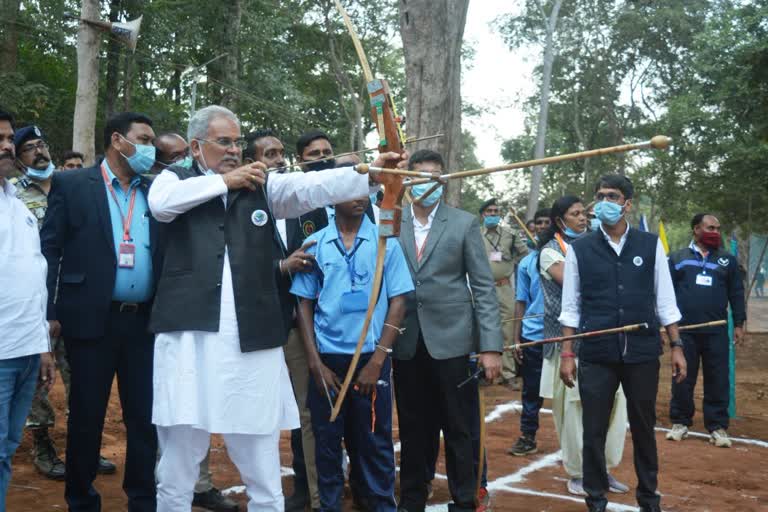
393, 149, 503, 512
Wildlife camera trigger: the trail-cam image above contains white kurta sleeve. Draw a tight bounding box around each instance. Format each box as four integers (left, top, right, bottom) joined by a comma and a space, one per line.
558, 247, 582, 328
148, 169, 228, 223
266, 167, 371, 219
654, 238, 682, 326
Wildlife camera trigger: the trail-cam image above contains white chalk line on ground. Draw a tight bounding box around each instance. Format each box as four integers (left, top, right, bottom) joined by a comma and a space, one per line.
486, 400, 768, 447
223, 398, 766, 505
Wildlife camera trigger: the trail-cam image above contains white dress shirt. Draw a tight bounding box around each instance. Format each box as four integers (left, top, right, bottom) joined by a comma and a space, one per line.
559, 223, 681, 328
148, 165, 371, 435
0, 179, 49, 359
412, 202, 440, 253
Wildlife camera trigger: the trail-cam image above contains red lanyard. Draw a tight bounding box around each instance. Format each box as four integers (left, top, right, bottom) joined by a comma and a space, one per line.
416, 237, 428, 262
101, 164, 138, 242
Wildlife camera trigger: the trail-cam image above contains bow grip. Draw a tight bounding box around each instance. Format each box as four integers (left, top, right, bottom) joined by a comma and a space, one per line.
368, 78, 405, 238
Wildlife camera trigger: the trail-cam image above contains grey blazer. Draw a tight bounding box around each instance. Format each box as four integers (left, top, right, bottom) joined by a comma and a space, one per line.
394, 203, 504, 360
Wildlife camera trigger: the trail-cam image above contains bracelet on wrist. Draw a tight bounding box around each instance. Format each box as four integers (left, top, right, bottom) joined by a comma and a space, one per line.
669, 339, 684, 349
278, 259, 285, 274
560, 352, 576, 358
375, 344, 393, 355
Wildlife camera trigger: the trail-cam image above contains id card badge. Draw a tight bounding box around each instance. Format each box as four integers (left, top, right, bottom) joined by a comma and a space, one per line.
341, 290, 369, 313
696, 273, 713, 287
489, 251, 503, 262
118, 243, 136, 268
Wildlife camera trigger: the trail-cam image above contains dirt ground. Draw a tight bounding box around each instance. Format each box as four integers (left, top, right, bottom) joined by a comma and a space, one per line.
7, 330, 768, 511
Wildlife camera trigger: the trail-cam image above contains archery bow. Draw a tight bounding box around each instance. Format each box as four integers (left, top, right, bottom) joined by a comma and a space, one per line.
329, 0, 407, 422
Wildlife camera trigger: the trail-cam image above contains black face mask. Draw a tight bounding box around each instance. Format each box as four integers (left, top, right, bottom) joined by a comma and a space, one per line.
304, 158, 336, 172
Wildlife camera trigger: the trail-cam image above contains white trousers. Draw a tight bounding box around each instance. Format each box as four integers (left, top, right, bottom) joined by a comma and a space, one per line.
547, 356, 627, 478
156, 425, 283, 512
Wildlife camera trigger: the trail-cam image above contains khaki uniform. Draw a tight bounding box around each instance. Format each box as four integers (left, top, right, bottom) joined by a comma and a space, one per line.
11, 176, 72, 429
480, 224, 528, 380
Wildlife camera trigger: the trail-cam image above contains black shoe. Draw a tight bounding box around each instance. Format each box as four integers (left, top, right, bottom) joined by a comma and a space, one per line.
507, 434, 537, 456
96, 455, 117, 475
587, 504, 607, 512
284, 488, 309, 512
32, 431, 66, 481
192, 487, 239, 512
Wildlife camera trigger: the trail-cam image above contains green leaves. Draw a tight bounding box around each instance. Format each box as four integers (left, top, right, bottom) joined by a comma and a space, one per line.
496, 0, 768, 234
0, 0, 402, 161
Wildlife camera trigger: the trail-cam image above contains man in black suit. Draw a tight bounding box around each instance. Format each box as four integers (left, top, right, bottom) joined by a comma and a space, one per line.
41, 112, 162, 512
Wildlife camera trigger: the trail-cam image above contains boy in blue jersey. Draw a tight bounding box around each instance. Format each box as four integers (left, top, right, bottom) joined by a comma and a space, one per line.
291, 196, 414, 512
508, 209, 550, 456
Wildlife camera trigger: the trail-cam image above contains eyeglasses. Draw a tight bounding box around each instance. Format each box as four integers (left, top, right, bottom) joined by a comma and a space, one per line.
198, 138, 247, 150
19, 141, 49, 154
595, 192, 623, 202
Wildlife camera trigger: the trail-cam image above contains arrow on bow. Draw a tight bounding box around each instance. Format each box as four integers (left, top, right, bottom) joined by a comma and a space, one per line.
329, 0, 407, 422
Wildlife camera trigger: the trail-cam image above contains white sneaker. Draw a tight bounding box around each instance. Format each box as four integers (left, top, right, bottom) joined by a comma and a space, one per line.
608, 473, 630, 494
567, 478, 587, 496
665, 424, 688, 441
710, 428, 732, 448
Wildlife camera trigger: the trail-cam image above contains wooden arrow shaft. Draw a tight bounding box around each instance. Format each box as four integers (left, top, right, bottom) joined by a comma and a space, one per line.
406, 136, 671, 188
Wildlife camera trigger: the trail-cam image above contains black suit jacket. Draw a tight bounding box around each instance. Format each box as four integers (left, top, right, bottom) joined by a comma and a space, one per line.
40, 165, 163, 339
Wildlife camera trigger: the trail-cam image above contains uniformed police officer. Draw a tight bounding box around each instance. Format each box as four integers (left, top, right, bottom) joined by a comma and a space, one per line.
13, 125, 116, 479
479, 198, 528, 384
667, 213, 746, 448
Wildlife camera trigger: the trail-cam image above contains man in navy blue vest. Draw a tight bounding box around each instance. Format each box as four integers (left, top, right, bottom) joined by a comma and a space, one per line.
558, 175, 687, 512
243, 129, 322, 512
667, 213, 745, 448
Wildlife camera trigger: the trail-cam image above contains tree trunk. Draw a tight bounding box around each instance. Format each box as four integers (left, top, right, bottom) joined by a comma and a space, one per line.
123, 54, 134, 111
73, 0, 102, 166
572, 87, 592, 198
220, 0, 242, 109
104, 0, 123, 119
399, 0, 469, 207
526, 0, 563, 219
0, 0, 21, 73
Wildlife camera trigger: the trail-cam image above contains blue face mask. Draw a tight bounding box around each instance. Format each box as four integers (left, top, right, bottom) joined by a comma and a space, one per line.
594, 200, 624, 226
590, 218, 602, 231
564, 226, 587, 239
26, 161, 55, 181
483, 215, 500, 228
177, 155, 193, 169
411, 183, 443, 207
119, 136, 156, 174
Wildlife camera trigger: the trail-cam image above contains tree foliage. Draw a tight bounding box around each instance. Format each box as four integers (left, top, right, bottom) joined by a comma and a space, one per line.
0, 0, 404, 161
497, 0, 768, 237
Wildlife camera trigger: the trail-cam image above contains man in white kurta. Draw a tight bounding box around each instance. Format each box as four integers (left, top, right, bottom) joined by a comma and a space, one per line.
147, 106, 397, 512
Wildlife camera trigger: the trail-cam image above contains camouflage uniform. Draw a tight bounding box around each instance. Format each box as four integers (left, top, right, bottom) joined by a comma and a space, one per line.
11, 176, 72, 479
480, 224, 528, 382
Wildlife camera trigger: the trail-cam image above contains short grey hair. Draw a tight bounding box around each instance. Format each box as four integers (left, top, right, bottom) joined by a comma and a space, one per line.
187, 105, 240, 142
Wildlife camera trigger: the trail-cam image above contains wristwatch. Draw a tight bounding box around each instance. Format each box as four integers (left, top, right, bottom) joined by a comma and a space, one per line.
669, 339, 684, 349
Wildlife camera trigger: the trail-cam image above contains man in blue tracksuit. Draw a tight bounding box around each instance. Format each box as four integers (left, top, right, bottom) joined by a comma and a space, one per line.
291, 196, 413, 512
508, 208, 550, 456
667, 213, 746, 448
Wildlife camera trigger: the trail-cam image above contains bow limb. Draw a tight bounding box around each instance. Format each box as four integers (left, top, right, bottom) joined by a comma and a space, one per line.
330, 238, 387, 422
329, 0, 407, 422
476, 384, 487, 503
333, 0, 374, 83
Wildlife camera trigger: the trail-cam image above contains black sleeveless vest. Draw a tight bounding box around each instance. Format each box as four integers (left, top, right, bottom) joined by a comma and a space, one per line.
149, 163, 288, 352
571, 227, 661, 364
